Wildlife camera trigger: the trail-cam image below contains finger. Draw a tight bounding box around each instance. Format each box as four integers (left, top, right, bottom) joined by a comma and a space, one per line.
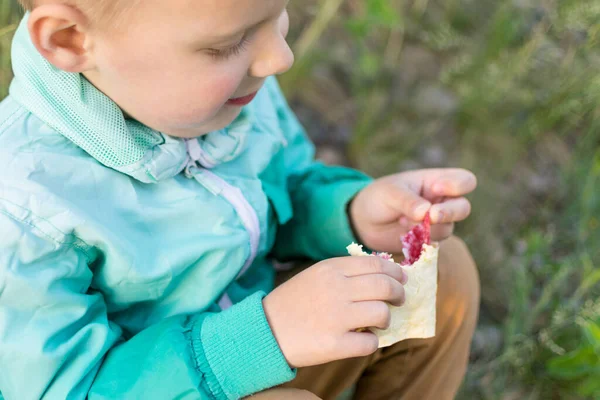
384, 181, 431, 221
347, 301, 392, 330
338, 331, 379, 358
398, 216, 419, 233
348, 274, 406, 306
344, 256, 408, 285
429, 197, 472, 224
430, 169, 477, 197
430, 223, 455, 242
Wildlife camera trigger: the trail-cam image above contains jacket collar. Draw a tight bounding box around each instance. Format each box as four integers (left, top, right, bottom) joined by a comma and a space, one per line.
9, 15, 251, 183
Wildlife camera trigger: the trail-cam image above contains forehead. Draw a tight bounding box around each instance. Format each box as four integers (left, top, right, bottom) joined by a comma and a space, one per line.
147, 0, 287, 38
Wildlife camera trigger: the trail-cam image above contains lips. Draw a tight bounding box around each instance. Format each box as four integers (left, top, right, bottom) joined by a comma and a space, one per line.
226, 92, 258, 106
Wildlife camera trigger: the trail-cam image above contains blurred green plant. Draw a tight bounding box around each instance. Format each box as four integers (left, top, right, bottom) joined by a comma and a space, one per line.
547, 316, 600, 398
284, 0, 600, 398
0, 0, 22, 98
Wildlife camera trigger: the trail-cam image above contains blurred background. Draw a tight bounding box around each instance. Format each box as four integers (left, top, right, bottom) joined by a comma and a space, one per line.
1, 0, 599, 398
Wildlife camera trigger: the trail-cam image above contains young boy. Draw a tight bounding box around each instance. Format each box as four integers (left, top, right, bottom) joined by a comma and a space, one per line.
0, 0, 479, 399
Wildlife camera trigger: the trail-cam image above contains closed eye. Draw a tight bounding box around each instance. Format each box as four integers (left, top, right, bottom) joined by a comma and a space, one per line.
206, 37, 250, 60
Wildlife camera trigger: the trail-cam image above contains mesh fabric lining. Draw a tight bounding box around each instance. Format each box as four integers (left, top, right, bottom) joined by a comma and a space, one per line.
9, 16, 163, 169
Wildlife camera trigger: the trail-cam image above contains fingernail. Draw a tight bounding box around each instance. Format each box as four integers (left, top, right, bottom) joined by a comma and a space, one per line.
436, 210, 445, 223
415, 202, 431, 217
401, 268, 409, 285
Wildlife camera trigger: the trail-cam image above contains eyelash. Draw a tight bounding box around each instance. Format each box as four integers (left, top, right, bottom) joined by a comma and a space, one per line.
207, 37, 250, 60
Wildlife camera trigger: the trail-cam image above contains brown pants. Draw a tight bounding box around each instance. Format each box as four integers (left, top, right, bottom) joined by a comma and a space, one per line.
253, 236, 480, 400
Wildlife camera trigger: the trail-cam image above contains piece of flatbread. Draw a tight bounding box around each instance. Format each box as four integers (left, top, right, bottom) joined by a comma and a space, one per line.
347, 242, 438, 348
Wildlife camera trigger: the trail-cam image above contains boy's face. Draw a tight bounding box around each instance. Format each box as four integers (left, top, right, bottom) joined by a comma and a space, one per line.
84, 0, 293, 138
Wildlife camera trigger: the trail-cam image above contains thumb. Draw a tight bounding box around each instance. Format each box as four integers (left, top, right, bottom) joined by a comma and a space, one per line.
339, 331, 380, 358
384, 181, 431, 221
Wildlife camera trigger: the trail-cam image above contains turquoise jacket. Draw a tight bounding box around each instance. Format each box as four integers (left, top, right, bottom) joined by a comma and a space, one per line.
0, 17, 371, 400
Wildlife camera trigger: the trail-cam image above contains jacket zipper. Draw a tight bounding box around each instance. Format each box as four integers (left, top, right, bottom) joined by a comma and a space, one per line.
185, 139, 261, 309
185, 136, 217, 169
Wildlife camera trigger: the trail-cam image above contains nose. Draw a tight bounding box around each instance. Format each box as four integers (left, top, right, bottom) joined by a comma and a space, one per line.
249, 12, 295, 78
249, 40, 294, 78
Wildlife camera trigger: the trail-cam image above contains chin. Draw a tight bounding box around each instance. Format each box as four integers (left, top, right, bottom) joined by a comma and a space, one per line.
161, 108, 242, 138
206, 108, 243, 130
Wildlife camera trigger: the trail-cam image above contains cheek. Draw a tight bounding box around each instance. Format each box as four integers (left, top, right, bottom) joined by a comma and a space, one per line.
98, 33, 168, 81
157, 68, 244, 125
95, 38, 246, 128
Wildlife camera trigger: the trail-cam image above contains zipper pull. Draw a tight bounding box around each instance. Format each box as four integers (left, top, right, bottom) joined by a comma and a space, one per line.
184, 162, 222, 195
184, 159, 197, 179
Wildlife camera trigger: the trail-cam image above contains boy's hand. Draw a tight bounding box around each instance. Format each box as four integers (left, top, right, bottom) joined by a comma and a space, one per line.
349, 168, 477, 252
263, 256, 408, 368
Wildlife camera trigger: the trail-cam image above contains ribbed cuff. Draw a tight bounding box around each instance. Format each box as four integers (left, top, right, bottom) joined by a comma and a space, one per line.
190, 292, 296, 399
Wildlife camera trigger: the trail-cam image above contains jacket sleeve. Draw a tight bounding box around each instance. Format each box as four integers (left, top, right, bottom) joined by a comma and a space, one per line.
0, 212, 294, 400
265, 78, 373, 261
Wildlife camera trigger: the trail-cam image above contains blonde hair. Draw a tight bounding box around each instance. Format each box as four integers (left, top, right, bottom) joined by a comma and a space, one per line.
17, 0, 133, 28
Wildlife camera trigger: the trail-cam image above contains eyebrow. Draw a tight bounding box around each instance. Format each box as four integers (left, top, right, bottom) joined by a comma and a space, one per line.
188, 17, 258, 47
203, 27, 251, 42
195, 0, 289, 44
187, 26, 246, 49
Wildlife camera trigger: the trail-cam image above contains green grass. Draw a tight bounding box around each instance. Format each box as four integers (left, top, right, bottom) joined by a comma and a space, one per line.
0, 1, 21, 97
1, 1, 599, 398
284, 1, 600, 398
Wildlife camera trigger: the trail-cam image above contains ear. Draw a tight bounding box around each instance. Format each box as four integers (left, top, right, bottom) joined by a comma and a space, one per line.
28, 4, 95, 73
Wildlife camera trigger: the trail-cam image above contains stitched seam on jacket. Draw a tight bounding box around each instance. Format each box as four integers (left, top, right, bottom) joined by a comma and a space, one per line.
0, 199, 95, 262
0, 106, 27, 135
